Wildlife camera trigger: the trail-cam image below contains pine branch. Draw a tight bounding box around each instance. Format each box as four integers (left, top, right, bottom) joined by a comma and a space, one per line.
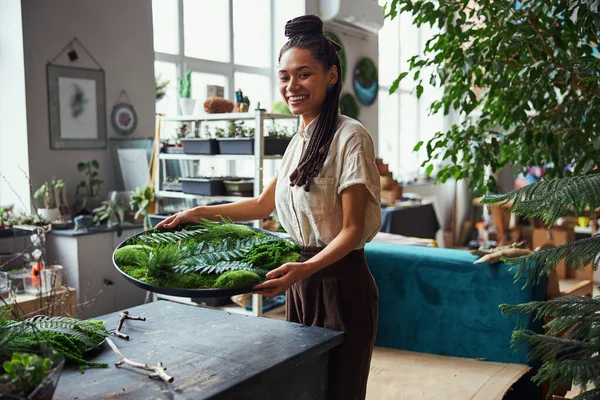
501, 296, 600, 324
534, 358, 600, 397
510, 330, 600, 364
575, 387, 600, 400
501, 235, 600, 285
482, 174, 600, 226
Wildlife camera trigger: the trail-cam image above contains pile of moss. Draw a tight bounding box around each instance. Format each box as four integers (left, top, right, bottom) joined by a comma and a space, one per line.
114, 221, 300, 290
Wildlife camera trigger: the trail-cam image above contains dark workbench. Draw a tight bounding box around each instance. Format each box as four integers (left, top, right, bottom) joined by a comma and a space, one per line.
54, 300, 344, 399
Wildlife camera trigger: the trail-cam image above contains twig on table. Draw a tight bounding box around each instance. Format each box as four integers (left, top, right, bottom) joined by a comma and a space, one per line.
105, 337, 174, 383
114, 310, 146, 340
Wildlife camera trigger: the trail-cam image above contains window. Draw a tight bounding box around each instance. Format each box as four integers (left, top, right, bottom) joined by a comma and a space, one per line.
377, 3, 447, 182
152, 1, 304, 184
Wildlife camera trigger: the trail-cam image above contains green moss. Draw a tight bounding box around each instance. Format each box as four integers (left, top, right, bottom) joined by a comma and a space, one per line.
279, 251, 300, 264
114, 245, 152, 267
215, 270, 261, 289
119, 265, 218, 289
242, 240, 301, 270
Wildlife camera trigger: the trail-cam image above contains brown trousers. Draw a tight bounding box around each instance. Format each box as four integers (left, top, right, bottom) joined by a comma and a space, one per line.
286, 247, 379, 400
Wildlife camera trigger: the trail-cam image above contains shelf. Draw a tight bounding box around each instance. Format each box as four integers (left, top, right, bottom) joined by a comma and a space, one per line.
158, 153, 283, 161
157, 190, 252, 202
152, 293, 285, 317
163, 112, 299, 122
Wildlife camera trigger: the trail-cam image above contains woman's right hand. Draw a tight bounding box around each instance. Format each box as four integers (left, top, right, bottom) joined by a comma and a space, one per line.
155, 209, 199, 230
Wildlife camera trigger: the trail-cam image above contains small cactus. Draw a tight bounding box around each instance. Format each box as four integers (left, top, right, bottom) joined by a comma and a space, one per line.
178, 70, 192, 98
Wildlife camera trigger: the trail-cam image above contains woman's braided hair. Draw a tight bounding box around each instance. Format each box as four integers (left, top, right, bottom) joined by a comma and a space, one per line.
279, 15, 343, 192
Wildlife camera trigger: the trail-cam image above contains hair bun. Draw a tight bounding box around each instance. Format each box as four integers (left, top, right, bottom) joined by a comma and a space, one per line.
285, 15, 323, 38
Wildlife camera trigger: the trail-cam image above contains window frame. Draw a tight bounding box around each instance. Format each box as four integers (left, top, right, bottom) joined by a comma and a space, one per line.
378, 15, 451, 181
154, 0, 277, 109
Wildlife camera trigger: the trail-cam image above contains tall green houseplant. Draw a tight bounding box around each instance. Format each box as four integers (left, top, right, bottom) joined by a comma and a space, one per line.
384, 0, 600, 194
383, 0, 600, 397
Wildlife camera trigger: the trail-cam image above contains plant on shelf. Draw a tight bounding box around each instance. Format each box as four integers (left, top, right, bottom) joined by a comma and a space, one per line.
155, 74, 170, 102
75, 160, 104, 214
129, 186, 156, 230
178, 70, 191, 99
383, 0, 600, 194
93, 200, 125, 236
33, 177, 64, 222
226, 121, 251, 138
483, 173, 600, 399
178, 71, 195, 115
113, 219, 300, 290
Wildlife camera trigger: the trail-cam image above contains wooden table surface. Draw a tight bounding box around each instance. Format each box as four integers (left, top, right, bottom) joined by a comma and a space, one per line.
55, 300, 343, 399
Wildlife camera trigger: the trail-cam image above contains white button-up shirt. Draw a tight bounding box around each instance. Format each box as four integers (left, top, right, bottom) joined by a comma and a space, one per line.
275, 115, 382, 248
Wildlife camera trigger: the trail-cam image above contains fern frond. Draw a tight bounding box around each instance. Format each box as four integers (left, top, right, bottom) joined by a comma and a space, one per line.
190, 236, 280, 265
172, 260, 268, 276
139, 228, 202, 244
501, 235, 600, 285
482, 174, 600, 226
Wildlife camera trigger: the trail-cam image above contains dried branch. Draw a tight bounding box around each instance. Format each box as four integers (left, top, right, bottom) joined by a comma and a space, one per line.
114, 311, 146, 340
105, 337, 174, 383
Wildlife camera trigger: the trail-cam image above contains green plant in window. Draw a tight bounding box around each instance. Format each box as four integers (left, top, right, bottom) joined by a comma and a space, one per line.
178, 70, 192, 98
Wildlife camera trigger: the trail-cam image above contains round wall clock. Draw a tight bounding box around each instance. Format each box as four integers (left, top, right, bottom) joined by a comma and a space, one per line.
111, 103, 137, 136
324, 31, 347, 84
353, 57, 378, 106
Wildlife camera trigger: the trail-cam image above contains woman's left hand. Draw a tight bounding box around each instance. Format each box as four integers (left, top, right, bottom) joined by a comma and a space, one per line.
253, 262, 310, 297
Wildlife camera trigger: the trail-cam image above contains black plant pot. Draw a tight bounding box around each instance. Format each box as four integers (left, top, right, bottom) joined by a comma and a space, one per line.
181, 138, 219, 155
180, 177, 226, 196
217, 138, 291, 155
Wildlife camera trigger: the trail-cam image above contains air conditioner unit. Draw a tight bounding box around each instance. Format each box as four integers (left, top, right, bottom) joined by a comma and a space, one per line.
320, 0, 384, 35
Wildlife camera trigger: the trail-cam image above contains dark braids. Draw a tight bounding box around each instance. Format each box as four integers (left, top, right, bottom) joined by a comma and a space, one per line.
279, 15, 343, 192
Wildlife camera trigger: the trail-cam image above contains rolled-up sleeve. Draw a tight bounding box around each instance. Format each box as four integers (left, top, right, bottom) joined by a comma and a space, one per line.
337, 134, 381, 204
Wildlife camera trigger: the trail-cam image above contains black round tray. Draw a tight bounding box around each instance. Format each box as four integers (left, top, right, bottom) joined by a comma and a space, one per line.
113, 226, 279, 298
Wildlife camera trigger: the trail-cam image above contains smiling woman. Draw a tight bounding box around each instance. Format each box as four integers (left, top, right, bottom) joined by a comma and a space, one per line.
157, 15, 381, 400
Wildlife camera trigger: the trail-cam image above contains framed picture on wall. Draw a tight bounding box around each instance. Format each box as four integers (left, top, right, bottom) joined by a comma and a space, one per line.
47, 65, 107, 149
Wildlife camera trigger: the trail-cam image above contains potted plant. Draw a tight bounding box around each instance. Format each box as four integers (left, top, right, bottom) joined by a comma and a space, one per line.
162, 177, 182, 192
181, 124, 219, 155
33, 177, 64, 222
75, 160, 103, 214
129, 186, 156, 229
217, 121, 292, 156
178, 70, 195, 115
93, 200, 125, 236
0, 352, 65, 400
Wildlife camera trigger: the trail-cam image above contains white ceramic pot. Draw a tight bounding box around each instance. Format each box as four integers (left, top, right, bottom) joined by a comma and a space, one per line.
179, 98, 196, 115
38, 208, 60, 222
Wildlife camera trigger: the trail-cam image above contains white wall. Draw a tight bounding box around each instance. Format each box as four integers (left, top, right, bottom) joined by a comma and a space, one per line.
306, 0, 379, 150
0, 0, 31, 213
21, 0, 155, 206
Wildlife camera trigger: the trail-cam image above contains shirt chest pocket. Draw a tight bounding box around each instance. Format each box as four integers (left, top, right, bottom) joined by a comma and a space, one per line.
295, 177, 336, 223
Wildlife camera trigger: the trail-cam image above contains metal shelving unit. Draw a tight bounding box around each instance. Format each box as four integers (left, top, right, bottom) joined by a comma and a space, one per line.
156, 110, 298, 317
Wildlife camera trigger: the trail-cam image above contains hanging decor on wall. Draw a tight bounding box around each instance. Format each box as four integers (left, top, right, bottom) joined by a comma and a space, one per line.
339, 93, 360, 120
324, 32, 347, 84
352, 57, 378, 106
47, 37, 107, 149
111, 90, 138, 136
